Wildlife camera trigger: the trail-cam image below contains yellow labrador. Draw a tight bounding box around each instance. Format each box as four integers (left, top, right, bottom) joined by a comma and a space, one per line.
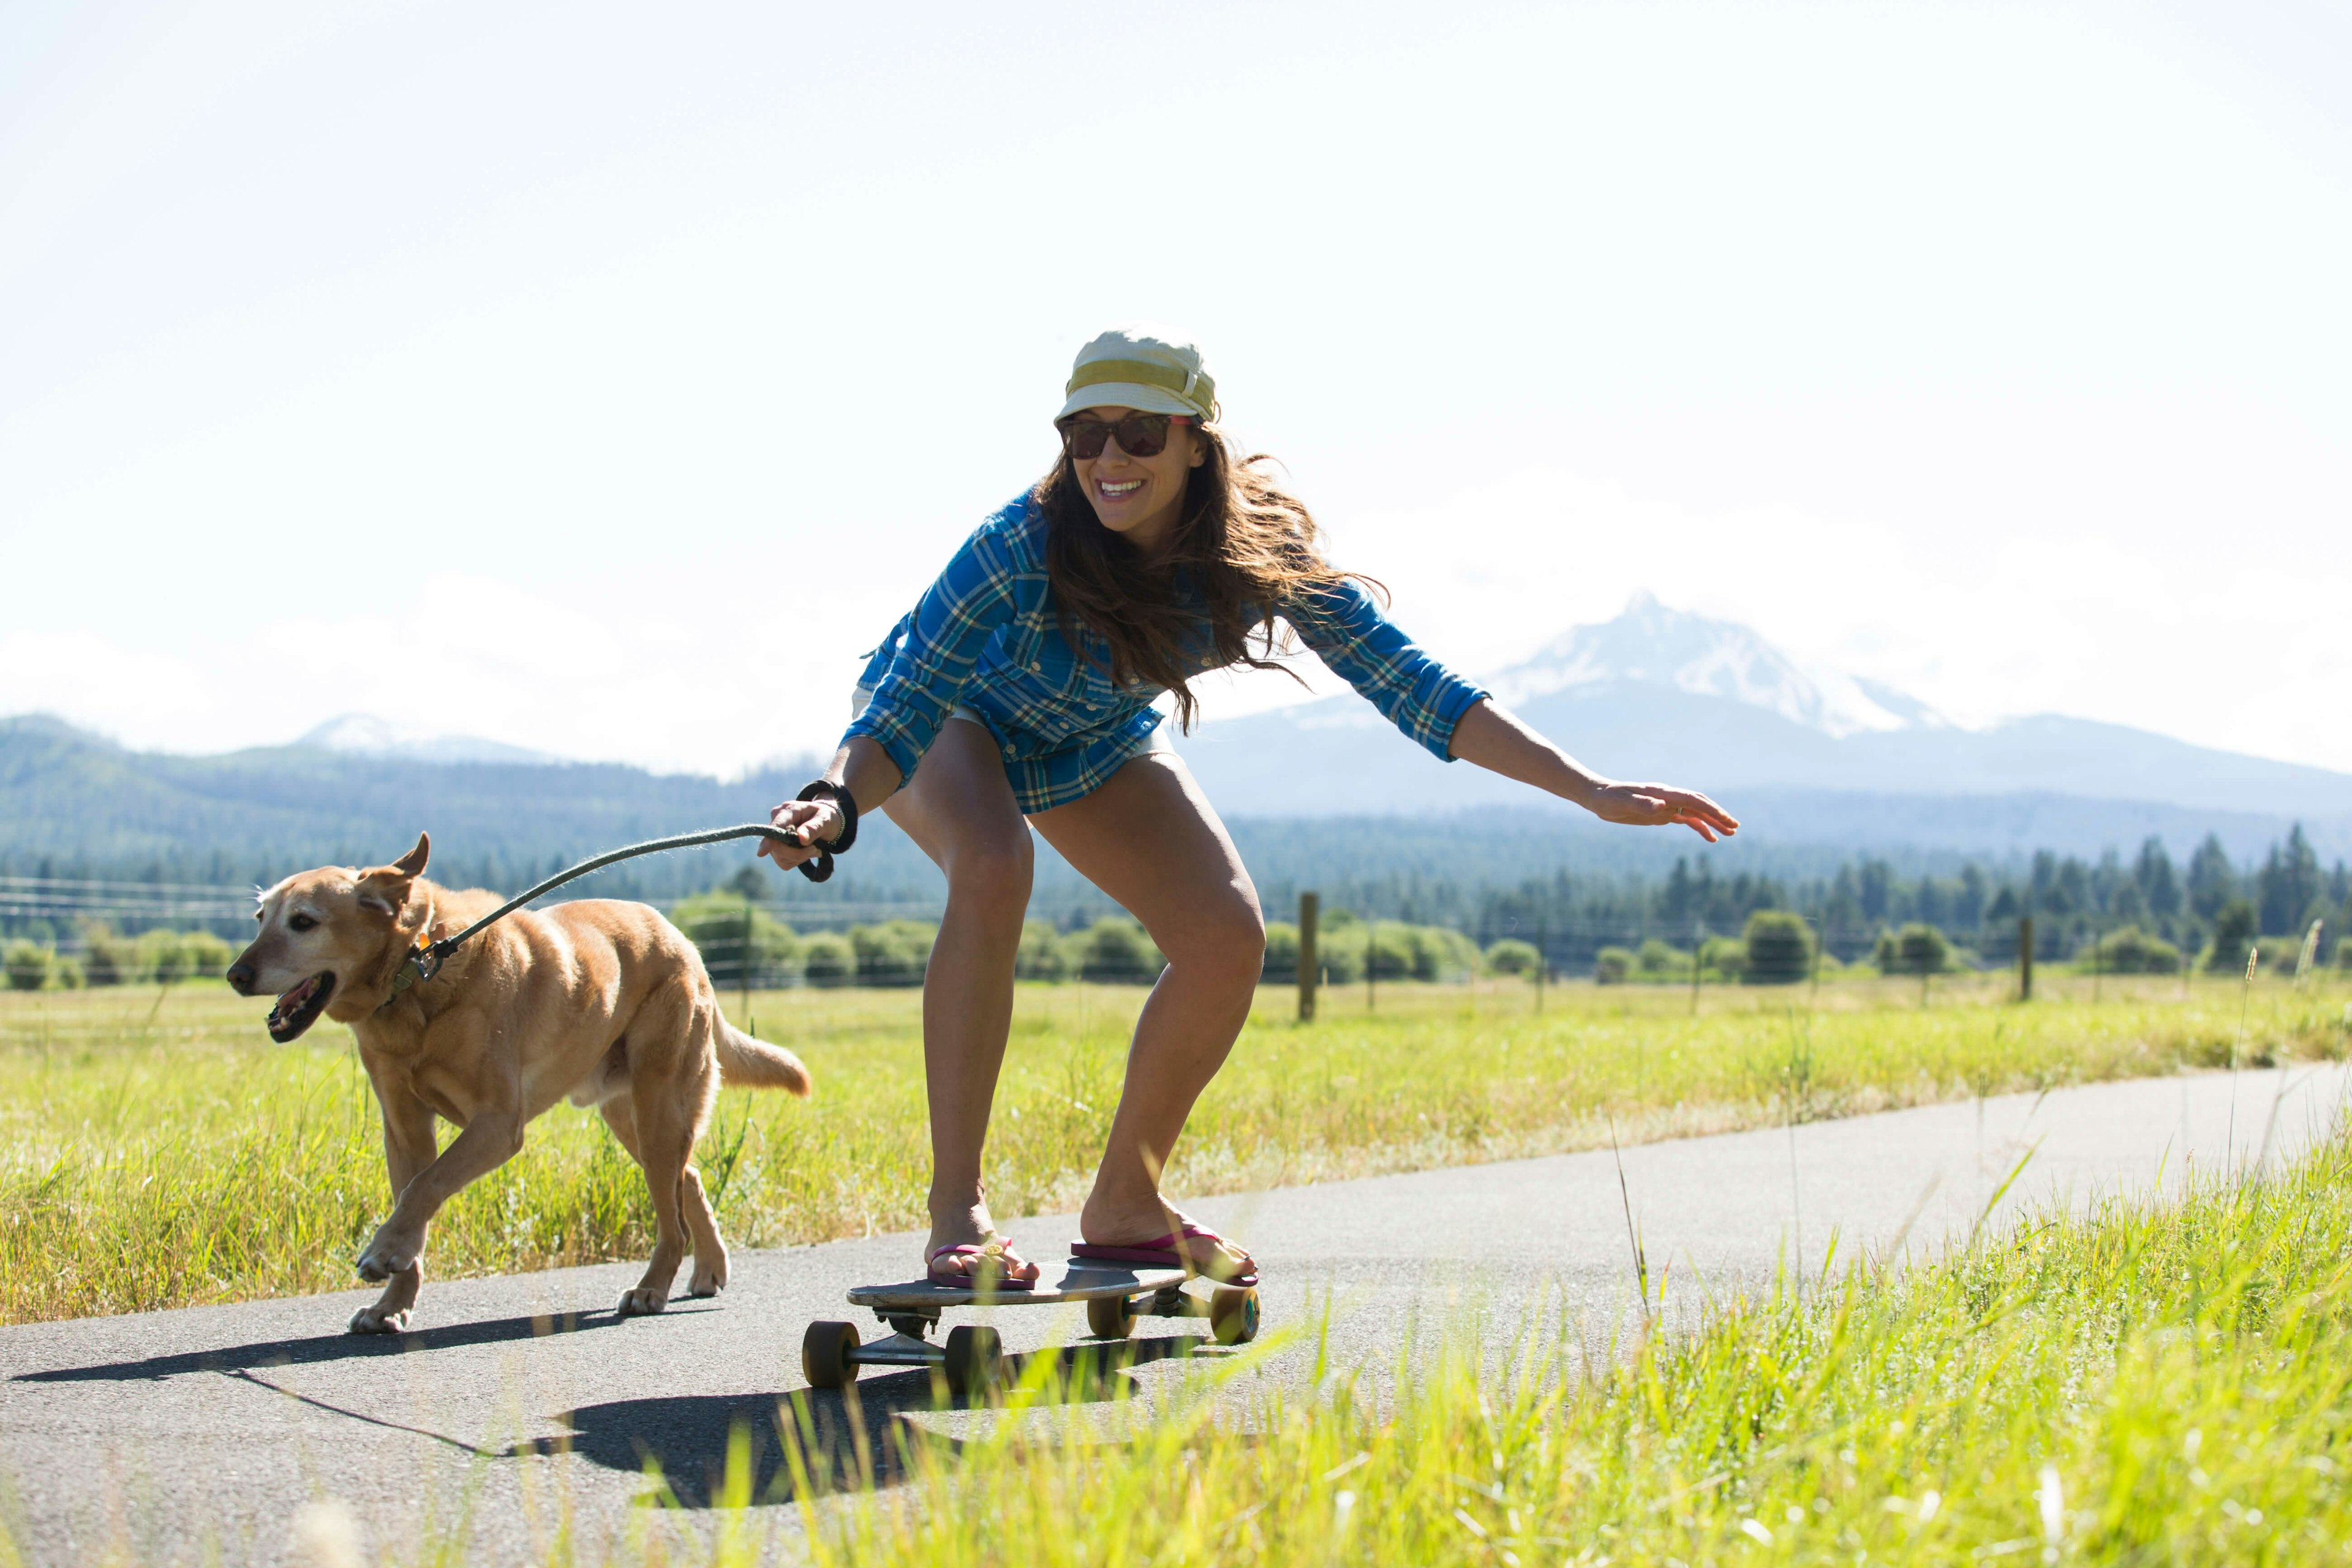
228, 834, 810, 1333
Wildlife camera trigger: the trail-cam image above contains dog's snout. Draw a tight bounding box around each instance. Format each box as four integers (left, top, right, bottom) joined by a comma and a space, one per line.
226, 960, 257, 995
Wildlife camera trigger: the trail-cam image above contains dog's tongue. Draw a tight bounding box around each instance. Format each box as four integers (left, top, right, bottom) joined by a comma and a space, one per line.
271, 976, 316, 1019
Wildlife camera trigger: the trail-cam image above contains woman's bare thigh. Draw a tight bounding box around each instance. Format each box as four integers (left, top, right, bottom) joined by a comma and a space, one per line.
1029, 752, 1261, 956
880, 718, 1031, 875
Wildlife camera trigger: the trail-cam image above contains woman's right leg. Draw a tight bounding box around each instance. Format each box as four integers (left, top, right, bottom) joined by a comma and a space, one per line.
876, 718, 1039, 1280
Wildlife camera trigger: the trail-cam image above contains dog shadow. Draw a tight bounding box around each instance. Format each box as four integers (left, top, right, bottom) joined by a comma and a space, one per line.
529, 1334, 1213, 1507
14, 1308, 628, 1384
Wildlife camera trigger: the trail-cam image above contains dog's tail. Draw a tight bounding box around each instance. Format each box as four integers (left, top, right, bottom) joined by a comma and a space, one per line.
715, 1022, 813, 1096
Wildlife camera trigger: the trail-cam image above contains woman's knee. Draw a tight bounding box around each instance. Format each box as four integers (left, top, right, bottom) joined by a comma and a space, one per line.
945, 831, 1034, 914
1166, 897, 1265, 984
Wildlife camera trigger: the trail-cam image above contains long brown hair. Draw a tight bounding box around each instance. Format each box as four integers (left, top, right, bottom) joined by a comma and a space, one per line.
1036, 424, 1377, 732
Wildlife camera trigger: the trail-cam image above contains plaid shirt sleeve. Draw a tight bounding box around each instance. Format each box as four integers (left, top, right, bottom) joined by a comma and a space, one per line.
1286, 578, 1488, 761
844, 514, 1028, 782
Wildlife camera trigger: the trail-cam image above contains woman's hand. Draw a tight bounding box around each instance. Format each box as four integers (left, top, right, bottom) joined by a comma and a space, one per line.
1583, 781, 1741, 842
756, 795, 846, 872
1447, 699, 1740, 842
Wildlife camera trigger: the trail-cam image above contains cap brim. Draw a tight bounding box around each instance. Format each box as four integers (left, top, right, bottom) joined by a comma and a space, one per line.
1056, 383, 1199, 421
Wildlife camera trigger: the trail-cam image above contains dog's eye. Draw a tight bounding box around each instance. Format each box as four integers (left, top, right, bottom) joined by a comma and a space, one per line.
288, 913, 317, 933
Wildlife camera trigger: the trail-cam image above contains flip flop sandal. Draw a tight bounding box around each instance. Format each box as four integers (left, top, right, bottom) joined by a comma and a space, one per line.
925, 1237, 1039, 1291
1071, 1222, 1259, 1287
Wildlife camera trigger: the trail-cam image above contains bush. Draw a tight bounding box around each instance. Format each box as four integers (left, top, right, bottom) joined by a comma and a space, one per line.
79, 926, 141, 987
52, 956, 86, 990
1874, 922, 1953, 976
2206, 899, 2258, 973
2083, 925, 2182, 975
1260, 921, 1300, 981
1698, 935, 1746, 981
670, 892, 803, 987
139, 930, 195, 984
1635, 939, 1690, 979
1594, 946, 1634, 985
182, 932, 233, 981
1016, 920, 1073, 981
4, 942, 54, 991
800, 932, 855, 987
1484, 938, 1540, 978
851, 920, 937, 986
1075, 918, 1163, 983
1740, 911, 1814, 985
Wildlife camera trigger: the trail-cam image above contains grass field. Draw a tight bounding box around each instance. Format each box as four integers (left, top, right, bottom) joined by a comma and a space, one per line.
1, 971, 2346, 1325
774, 1120, 2352, 1566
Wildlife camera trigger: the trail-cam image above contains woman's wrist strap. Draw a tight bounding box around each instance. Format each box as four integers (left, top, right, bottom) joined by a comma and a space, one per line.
796, 780, 859, 854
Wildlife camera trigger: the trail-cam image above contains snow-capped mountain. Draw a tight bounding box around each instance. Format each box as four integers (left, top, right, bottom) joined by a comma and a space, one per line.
299, 714, 554, 766
1482, 592, 1945, 739
1172, 594, 2352, 831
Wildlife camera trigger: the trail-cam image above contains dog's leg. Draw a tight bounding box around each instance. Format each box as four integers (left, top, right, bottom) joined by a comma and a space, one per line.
614, 1021, 722, 1316
601, 1096, 729, 1301
352, 1070, 439, 1334
356, 1028, 526, 1289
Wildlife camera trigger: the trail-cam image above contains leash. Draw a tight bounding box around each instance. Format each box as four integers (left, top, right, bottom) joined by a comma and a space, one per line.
383, 810, 849, 1003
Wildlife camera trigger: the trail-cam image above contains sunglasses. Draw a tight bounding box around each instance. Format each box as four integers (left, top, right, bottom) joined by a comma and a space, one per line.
1055, 412, 1189, 461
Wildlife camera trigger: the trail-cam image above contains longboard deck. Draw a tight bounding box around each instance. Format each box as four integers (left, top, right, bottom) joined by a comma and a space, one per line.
848, 1261, 1189, 1311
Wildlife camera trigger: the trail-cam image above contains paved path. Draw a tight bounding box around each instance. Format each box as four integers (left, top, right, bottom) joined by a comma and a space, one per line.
4, 1064, 2344, 1566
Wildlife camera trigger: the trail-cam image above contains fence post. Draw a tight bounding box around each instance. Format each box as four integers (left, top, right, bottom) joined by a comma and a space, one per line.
1535, 913, 1546, 1015
2018, 914, 2034, 1003
741, 903, 754, 1022
1298, 892, 1319, 1022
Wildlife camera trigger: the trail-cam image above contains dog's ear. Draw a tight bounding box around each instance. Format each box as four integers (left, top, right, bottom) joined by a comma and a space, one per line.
356, 833, 429, 918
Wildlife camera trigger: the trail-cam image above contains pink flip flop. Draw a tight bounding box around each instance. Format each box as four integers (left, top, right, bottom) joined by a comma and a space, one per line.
925, 1237, 1039, 1291
1071, 1222, 1259, 1287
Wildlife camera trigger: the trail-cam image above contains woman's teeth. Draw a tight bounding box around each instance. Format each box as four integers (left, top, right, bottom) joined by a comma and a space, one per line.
1098, 479, 1144, 499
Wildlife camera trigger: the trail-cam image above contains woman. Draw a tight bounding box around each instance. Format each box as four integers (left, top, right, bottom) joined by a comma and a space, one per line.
763, 325, 1737, 1289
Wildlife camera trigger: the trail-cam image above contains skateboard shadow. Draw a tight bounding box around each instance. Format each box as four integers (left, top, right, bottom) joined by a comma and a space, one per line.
540, 1333, 1212, 1507
15, 1308, 628, 1384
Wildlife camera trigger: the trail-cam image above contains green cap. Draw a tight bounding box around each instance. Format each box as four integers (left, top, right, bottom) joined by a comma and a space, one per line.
1058, 323, 1218, 423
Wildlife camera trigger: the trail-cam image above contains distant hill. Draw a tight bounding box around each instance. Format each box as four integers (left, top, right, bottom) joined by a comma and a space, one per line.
1174, 594, 2352, 858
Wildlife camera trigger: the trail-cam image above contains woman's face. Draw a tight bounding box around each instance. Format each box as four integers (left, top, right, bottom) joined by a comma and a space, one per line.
1067, 404, 1205, 552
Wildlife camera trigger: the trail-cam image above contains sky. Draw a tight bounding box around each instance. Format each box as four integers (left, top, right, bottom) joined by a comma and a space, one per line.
2, 0, 2346, 778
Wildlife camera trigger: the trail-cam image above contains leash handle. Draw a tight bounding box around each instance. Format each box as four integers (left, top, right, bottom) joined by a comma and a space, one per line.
790, 780, 859, 883
412, 822, 805, 981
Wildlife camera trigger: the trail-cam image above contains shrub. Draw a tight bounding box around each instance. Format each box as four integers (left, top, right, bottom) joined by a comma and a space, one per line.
1593, 946, 1633, 985
2336, 938, 2352, 971
181, 932, 233, 981
1075, 918, 1163, 983
80, 926, 141, 987
1740, 910, 1814, 985
2084, 925, 2182, 974
851, 921, 937, 987
669, 892, 803, 986
4, 942, 54, 991
52, 955, 86, 990
1261, 921, 1300, 981
800, 932, 855, 987
139, 930, 195, 984
1364, 922, 1417, 981
1016, 920, 1072, 981
1698, 935, 1746, 981
1484, 938, 1540, 978
1874, 922, 1953, 976
2206, 899, 2258, 973
1635, 939, 1690, 979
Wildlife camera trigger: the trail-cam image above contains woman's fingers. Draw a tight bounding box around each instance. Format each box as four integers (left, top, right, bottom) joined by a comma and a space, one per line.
755, 800, 839, 865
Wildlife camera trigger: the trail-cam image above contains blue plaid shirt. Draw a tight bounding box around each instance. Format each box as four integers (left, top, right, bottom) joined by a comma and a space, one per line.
847, 493, 1488, 813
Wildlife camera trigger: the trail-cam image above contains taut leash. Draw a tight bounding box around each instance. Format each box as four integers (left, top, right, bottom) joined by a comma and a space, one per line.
384, 806, 851, 1003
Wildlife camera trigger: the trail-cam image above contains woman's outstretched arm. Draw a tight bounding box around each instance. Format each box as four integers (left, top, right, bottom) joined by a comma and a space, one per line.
1446, 698, 1741, 842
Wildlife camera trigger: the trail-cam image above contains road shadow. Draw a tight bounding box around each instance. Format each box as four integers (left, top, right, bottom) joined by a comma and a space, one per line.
534, 1334, 1214, 1507
15, 1307, 634, 1384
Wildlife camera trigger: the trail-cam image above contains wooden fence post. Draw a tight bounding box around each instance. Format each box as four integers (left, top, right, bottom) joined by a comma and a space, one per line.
2018, 914, 2035, 1003
1298, 892, 1319, 1022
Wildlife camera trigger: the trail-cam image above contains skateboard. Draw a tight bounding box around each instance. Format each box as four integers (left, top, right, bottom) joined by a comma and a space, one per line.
801, 1259, 1261, 1394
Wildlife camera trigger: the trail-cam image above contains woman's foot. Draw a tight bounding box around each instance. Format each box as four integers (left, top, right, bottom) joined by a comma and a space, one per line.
924, 1234, 1039, 1290
1076, 1202, 1257, 1286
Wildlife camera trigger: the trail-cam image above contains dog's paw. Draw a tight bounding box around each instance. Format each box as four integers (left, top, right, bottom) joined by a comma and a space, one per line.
348, 1305, 410, 1335
616, 1287, 668, 1318
689, 1256, 728, 1298
356, 1229, 420, 1283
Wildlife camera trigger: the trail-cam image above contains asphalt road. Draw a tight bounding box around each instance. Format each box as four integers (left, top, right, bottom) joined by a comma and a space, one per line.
4, 1063, 2343, 1567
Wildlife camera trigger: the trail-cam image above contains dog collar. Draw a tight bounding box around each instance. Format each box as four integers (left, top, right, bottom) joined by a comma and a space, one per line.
379, 934, 439, 1010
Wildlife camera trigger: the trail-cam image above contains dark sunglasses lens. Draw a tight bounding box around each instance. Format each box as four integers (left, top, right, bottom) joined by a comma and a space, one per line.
1062, 421, 1110, 459
1114, 415, 1169, 457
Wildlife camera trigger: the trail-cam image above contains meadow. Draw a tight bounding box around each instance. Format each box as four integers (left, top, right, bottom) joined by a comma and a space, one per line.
2, 969, 2345, 1327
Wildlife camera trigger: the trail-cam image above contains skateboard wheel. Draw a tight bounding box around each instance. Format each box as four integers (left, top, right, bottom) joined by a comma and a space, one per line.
802, 1319, 860, 1389
943, 1324, 1005, 1396
1210, 1287, 1259, 1346
1085, 1293, 1138, 1341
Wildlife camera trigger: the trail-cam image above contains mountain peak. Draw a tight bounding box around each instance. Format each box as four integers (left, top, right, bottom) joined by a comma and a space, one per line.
297, 714, 555, 766
1483, 595, 1944, 739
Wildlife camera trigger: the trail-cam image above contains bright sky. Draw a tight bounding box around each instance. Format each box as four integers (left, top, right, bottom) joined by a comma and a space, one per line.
4, 0, 2347, 777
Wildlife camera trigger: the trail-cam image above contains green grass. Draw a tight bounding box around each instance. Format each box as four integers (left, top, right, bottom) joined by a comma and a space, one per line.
770, 1120, 2352, 1566
1, 971, 2346, 1325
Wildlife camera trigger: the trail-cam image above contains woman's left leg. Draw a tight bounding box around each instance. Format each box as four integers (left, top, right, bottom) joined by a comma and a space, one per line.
1028, 751, 1265, 1269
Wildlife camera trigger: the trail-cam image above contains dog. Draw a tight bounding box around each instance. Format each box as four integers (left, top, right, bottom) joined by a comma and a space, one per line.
227, 833, 811, 1333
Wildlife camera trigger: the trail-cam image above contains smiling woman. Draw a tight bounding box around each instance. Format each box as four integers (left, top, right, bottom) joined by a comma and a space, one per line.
755, 323, 1740, 1295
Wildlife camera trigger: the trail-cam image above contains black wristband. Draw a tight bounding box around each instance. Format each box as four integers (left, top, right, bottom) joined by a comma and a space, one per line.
795, 780, 859, 854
